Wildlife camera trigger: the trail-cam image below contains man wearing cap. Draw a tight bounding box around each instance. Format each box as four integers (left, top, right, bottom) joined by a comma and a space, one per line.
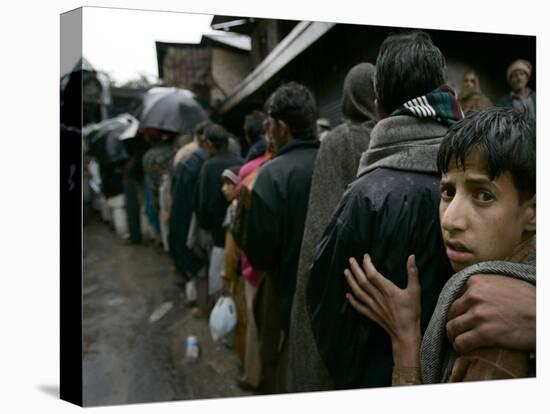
497, 59, 536, 118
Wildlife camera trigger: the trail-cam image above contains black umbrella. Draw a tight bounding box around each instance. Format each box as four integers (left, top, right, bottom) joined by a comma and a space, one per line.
139, 87, 208, 135
83, 114, 138, 164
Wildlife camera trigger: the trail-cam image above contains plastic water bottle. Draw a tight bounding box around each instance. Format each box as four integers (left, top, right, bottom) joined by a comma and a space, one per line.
185, 335, 200, 359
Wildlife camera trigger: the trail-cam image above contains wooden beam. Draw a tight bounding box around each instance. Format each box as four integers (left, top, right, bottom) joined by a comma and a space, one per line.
220, 21, 335, 113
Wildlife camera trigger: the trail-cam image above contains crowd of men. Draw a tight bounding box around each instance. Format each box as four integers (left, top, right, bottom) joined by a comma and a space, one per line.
87, 30, 537, 394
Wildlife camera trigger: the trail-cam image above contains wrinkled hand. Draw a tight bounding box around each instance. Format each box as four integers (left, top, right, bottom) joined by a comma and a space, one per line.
446, 275, 536, 354
345, 254, 421, 367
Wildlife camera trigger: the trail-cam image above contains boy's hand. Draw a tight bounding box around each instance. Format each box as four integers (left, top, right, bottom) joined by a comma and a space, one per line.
345, 254, 422, 367
447, 275, 536, 354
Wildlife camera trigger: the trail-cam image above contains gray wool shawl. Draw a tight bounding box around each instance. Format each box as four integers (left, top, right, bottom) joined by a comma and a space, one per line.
421, 253, 536, 383
357, 115, 448, 177
286, 62, 378, 392
286, 119, 377, 392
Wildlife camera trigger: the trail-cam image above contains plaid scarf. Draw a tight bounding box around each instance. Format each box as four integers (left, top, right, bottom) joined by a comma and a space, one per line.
390, 85, 463, 126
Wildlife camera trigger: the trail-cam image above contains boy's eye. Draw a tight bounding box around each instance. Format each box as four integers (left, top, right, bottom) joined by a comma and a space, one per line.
440, 185, 455, 200
475, 190, 494, 202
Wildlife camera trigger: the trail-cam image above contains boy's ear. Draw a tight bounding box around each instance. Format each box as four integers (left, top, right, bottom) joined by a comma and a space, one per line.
278, 119, 290, 137
523, 195, 536, 233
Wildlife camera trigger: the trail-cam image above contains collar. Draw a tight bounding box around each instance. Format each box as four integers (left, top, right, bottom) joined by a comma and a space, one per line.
357, 115, 447, 177
275, 138, 319, 157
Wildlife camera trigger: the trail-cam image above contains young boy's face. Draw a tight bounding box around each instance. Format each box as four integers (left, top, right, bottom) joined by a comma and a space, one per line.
222, 180, 237, 202
439, 151, 535, 272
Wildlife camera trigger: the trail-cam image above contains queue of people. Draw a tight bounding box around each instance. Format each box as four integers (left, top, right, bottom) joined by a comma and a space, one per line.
86, 29, 536, 396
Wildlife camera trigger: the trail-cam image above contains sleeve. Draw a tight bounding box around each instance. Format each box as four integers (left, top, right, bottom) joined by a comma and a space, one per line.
242, 170, 282, 272
306, 190, 395, 389
194, 163, 212, 230
392, 366, 422, 386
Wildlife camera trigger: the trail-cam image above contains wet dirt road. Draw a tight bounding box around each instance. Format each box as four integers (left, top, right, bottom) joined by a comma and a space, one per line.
83, 219, 252, 406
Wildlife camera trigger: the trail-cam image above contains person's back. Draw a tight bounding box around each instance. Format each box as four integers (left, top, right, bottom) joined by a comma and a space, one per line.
306, 31, 460, 388
341, 108, 537, 387
247, 139, 318, 310
169, 147, 208, 280
242, 82, 319, 393
195, 125, 243, 248
286, 62, 378, 392
307, 131, 452, 388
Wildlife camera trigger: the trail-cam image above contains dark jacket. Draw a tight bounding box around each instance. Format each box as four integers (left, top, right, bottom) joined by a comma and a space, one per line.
244, 138, 319, 334
169, 148, 208, 280
243, 138, 318, 393
306, 115, 453, 389
195, 149, 243, 247
496, 88, 536, 118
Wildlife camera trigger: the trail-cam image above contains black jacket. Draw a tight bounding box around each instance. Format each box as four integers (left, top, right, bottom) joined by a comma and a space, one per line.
306, 167, 453, 389
169, 148, 208, 280
244, 139, 319, 334
195, 149, 243, 247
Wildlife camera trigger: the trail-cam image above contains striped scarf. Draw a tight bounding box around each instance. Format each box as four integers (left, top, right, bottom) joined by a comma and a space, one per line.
390, 85, 463, 126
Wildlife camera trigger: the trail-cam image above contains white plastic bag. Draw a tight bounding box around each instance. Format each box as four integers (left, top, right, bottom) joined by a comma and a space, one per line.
209, 296, 237, 342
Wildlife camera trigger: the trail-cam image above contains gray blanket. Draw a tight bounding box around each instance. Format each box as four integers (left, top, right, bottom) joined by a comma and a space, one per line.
421, 253, 536, 383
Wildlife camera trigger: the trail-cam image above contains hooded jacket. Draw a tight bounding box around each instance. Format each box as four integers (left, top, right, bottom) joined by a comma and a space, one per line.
306, 115, 454, 389
286, 63, 378, 392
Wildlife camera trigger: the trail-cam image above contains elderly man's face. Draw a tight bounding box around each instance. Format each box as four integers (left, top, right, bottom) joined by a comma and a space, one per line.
509, 70, 529, 92
463, 73, 477, 90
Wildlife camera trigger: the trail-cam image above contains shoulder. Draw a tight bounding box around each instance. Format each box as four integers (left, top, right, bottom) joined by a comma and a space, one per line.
329, 169, 440, 243
346, 168, 440, 211
321, 124, 349, 145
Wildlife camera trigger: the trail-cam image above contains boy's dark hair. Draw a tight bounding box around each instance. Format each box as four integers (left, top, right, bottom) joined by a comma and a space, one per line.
375, 30, 447, 114
244, 111, 265, 143
267, 82, 317, 139
204, 123, 229, 151
437, 107, 536, 202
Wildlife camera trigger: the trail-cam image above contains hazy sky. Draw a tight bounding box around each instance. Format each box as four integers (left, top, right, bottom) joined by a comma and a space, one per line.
82, 7, 217, 85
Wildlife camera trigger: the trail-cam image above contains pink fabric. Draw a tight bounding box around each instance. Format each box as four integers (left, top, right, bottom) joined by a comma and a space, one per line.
240, 253, 262, 288
236, 154, 269, 191
236, 153, 270, 287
